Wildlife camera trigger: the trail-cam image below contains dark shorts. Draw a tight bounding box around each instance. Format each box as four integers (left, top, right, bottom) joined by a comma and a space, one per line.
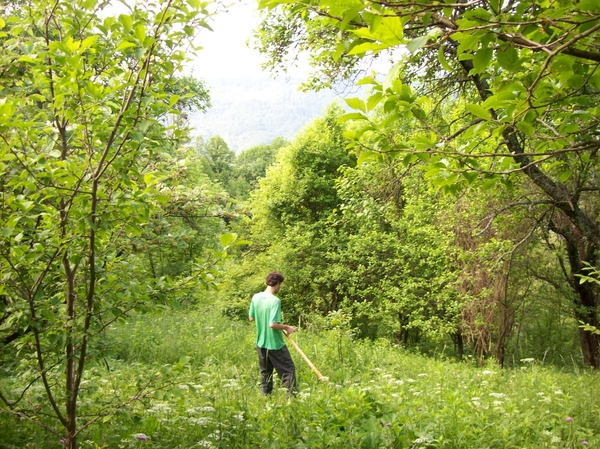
256, 345, 297, 395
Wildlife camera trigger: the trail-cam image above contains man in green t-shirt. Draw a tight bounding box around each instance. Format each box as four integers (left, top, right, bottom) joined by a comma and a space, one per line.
249, 271, 297, 395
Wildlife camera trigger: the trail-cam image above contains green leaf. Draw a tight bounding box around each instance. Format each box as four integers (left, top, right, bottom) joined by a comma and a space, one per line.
347, 41, 388, 56
412, 135, 436, 150
28, 94, 46, 102
473, 47, 493, 73
357, 151, 377, 165
462, 171, 479, 184
220, 233, 237, 247
370, 16, 404, 45
116, 41, 136, 51
118, 14, 133, 32
356, 76, 379, 86
383, 61, 402, 92
558, 170, 572, 182
344, 97, 367, 112
366, 92, 383, 111
515, 121, 534, 136
403, 153, 418, 165
338, 112, 368, 123
438, 46, 453, 71
466, 103, 492, 121
406, 36, 428, 54
577, 0, 600, 11
496, 45, 519, 70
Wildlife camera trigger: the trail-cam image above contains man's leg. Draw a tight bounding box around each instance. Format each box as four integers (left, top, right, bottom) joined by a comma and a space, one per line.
268, 345, 297, 395
256, 347, 274, 395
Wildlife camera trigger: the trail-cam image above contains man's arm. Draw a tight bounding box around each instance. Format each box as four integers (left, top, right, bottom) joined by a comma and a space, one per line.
249, 317, 254, 322
269, 322, 296, 334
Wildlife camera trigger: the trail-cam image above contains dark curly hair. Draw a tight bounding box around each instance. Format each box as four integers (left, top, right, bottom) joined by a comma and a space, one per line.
266, 271, 284, 286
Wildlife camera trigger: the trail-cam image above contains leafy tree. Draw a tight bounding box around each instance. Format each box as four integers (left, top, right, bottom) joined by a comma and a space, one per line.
195, 135, 236, 186
164, 75, 211, 130
255, 0, 600, 367
228, 137, 288, 200
0, 0, 225, 447
329, 160, 462, 346
251, 105, 355, 229
221, 106, 355, 319
141, 144, 234, 288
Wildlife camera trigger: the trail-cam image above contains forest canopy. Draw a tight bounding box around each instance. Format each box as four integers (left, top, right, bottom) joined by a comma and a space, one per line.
1, 0, 600, 446
243, 0, 600, 367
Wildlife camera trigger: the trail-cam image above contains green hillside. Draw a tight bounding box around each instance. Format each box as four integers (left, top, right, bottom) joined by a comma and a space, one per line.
3, 306, 599, 448
191, 75, 340, 152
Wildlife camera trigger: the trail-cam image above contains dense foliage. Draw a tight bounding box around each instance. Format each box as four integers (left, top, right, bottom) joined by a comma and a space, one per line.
251, 0, 600, 367
3, 307, 600, 448
0, 1, 236, 447
2, 0, 600, 446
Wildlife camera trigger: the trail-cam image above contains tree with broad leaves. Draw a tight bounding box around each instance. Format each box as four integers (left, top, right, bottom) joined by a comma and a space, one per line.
0, 0, 228, 447
254, 0, 600, 367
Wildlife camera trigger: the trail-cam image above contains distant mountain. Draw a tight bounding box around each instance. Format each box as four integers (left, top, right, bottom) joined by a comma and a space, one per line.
190, 74, 340, 153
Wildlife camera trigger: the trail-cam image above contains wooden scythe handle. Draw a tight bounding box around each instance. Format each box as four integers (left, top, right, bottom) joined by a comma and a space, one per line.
283, 331, 325, 380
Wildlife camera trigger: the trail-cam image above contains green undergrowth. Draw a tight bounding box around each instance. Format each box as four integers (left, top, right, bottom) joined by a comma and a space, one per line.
1, 305, 599, 448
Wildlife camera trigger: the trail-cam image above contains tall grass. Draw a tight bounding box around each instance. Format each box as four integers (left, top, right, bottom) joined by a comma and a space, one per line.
1, 304, 599, 448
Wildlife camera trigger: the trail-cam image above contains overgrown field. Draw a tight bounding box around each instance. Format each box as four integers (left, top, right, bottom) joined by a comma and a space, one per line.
2, 306, 599, 448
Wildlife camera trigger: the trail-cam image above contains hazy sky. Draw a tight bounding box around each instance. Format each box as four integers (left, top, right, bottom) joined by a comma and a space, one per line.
189, 1, 309, 82
186, 1, 338, 152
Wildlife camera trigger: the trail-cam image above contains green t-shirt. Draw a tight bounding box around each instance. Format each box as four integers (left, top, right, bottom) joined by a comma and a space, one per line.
249, 292, 285, 350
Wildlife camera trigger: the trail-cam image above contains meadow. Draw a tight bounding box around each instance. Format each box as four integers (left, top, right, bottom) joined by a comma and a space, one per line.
1, 304, 599, 449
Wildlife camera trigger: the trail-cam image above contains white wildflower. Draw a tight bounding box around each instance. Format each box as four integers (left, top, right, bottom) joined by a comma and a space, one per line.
199, 406, 216, 413
151, 403, 171, 411
189, 417, 214, 426
489, 392, 505, 398
481, 370, 495, 375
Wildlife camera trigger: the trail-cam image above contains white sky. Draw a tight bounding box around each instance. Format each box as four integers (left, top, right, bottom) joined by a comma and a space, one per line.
188, 0, 310, 82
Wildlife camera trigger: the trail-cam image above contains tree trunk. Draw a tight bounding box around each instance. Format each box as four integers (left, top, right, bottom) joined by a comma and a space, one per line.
459, 57, 600, 368
453, 331, 464, 360
573, 273, 600, 368
552, 218, 600, 368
